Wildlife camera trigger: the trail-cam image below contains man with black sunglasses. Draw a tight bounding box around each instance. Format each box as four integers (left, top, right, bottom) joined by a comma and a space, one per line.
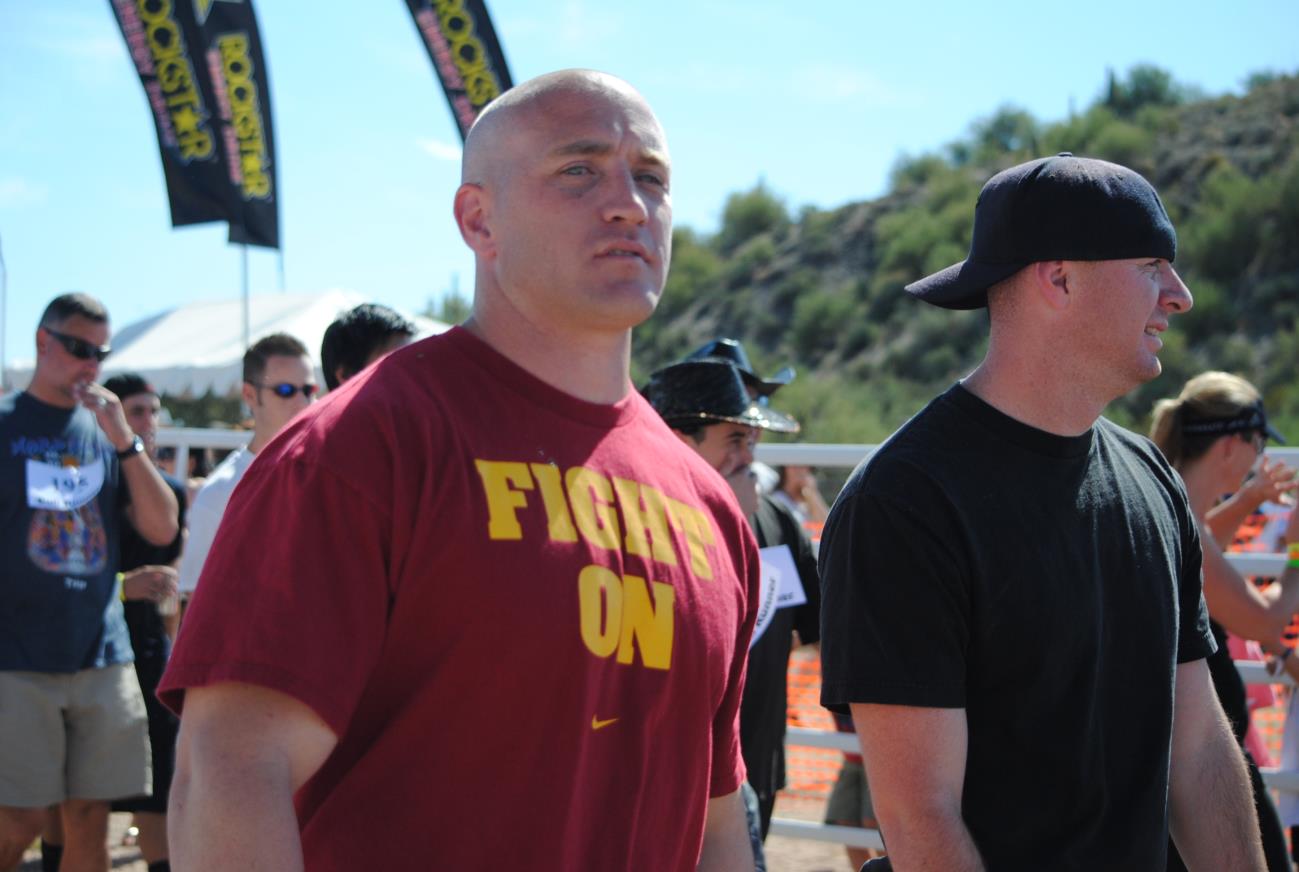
0, 293, 179, 872
177, 332, 315, 602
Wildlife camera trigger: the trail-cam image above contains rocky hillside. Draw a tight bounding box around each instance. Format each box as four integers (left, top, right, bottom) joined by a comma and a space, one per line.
633, 67, 1299, 444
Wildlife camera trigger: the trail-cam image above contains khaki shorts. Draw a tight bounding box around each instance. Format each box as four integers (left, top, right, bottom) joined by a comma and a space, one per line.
825, 759, 876, 827
0, 664, 150, 807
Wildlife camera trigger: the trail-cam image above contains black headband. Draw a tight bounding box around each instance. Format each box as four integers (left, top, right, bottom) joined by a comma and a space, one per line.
1181, 403, 1286, 445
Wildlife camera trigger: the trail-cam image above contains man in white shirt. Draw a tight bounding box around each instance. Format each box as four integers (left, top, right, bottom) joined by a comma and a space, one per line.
177, 333, 316, 598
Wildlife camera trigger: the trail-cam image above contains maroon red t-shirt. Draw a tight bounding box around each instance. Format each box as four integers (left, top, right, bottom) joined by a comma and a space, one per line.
159, 328, 758, 870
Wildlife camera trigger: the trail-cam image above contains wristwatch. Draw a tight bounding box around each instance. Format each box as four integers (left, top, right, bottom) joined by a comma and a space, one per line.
116, 435, 145, 461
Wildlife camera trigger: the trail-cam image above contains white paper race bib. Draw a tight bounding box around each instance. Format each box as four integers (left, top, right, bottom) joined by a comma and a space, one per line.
750, 558, 782, 649
762, 544, 807, 608
750, 545, 809, 648
26, 457, 105, 511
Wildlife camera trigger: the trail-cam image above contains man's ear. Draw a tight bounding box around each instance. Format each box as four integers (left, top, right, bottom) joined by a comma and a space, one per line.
241, 381, 257, 410
1028, 261, 1071, 311
454, 183, 494, 257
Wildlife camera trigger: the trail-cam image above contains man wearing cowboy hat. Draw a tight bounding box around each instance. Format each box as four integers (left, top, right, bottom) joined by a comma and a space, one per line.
644, 359, 821, 844
685, 338, 796, 400
685, 337, 796, 496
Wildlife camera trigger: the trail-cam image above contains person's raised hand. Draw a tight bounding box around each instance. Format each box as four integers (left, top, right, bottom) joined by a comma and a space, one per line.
76, 382, 134, 452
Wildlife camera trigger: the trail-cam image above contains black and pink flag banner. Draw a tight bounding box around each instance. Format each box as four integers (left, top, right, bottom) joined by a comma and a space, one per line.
191, 0, 279, 249
107, 0, 232, 229
108, 0, 279, 248
404, 0, 514, 140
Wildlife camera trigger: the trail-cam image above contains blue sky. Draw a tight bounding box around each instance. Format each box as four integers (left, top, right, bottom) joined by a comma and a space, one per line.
2, 0, 1296, 372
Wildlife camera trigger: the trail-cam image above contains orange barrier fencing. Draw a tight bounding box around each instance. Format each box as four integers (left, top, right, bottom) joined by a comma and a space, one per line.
783, 649, 840, 800
781, 504, 1297, 802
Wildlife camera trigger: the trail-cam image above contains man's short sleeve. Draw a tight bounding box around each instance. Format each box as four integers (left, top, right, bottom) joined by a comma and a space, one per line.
159, 452, 393, 735
819, 486, 971, 714
1177, 507, 1216, 665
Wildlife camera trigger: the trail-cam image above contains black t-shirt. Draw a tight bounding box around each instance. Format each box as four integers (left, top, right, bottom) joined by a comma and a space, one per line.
120, 472, 187, 664
0, 391, 132, 671
740, 494, 820, 800
819, 383, 1214, 871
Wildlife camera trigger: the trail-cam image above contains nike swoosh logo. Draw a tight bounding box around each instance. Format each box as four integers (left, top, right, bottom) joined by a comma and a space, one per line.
591, 715, 618, 730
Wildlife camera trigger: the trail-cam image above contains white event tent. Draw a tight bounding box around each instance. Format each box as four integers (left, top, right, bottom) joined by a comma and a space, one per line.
5, 290, 450, 396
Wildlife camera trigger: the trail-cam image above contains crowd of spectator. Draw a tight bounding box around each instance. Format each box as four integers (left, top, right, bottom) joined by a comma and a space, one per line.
4, 68, 1298, 872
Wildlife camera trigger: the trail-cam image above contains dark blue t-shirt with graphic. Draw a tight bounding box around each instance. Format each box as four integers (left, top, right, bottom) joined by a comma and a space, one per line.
0, 391, 132, 672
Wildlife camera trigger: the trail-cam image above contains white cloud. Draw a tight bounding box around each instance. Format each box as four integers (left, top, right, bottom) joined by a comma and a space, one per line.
9, 11, 128, 89
498, 0, 618, 48
33, 33, 124, 63
365, 34, 430, 78
418, 139, 462, 161
558, 0, 621, 46
644, 62, 761, 96
786, 64, 904, 105
0, 178, 48, 209
12, 8, 125, 64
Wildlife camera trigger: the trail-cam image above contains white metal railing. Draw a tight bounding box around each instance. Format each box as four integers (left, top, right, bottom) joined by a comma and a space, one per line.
156, 430, 1299, 850
154, 431, 1297, 476
777, 661, 1298, 849
154, 427, 251, 479
755, 444, 1299, 468
756, 443, 1299, 849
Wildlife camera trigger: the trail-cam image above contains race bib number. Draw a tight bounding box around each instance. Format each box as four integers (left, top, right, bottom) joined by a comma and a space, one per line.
762, 544, 807, 608
750, 545, 807, 648
26, 457, 104, 511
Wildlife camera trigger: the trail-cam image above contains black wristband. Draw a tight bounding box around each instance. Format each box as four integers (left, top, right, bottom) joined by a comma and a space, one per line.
116, 435, 145, 461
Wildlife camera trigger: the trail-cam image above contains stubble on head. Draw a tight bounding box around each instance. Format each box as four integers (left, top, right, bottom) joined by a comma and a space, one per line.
461, 69, 663, 189
455, 69, 672, 343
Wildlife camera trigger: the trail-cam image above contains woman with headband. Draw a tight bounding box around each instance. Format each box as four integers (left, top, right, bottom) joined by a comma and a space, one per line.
1150, 370, 1299, 872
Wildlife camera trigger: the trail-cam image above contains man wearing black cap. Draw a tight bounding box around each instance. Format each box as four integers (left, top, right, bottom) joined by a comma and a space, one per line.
102, 373, 186, 872
820, 155, 1265, 868
644, 359, 821, 842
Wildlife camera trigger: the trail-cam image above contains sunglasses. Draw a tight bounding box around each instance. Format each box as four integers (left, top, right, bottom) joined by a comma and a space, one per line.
44, 328, 111, 362
250, 381, 319, 399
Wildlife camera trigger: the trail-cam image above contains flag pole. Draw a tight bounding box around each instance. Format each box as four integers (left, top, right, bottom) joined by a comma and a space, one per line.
241, 244, 250, 351
0, 230, 7, 391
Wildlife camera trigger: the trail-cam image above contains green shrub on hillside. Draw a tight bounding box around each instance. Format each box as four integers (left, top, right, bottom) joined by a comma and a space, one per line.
635, 67, 1299, 444
714, 183, 790, 256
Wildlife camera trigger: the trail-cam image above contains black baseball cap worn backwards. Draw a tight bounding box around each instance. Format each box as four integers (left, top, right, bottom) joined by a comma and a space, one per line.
1181, 401, 1287, 445
906, 153, 1178, 310
103, 373, 156, 401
